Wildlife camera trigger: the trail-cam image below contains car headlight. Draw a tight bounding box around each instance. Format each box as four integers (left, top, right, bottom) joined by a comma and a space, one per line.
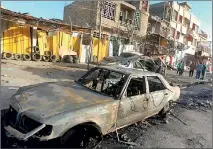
35, 125, 53, 137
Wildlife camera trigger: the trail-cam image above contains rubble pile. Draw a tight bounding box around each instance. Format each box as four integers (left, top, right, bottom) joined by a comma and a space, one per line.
178, 88, 212, 110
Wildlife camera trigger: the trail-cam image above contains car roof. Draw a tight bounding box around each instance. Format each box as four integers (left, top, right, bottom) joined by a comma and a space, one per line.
121, 51, 143, 55
120, 55, 152, 61
97, 65, 161, 77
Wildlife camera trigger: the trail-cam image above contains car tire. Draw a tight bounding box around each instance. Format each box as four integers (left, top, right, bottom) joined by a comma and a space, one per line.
3, 52, 13, 60
63, 55, 73, 63
42, 55, 50, 62
33, 46, 40, 53
23, 54, 32, 61
61, 127, 101, 148
32, 53, 42, 61
159, 100, 173, 116
14, 54, 22, 60
50, 55, 57, 62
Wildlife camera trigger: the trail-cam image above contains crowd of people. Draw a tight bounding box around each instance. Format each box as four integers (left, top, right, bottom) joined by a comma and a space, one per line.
177, 61, 207, 80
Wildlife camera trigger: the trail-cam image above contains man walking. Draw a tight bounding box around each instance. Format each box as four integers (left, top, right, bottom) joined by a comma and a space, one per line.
196, 61, 203, 79
189, 62, 195, 77
177, 61, 182, 76
201, 62, 207, 80
180, 62, 185, 76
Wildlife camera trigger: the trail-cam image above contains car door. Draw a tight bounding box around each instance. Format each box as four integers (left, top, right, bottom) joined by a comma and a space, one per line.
117, 76, 149, 128
146, 76, 171, 116
133, 61, 146, 70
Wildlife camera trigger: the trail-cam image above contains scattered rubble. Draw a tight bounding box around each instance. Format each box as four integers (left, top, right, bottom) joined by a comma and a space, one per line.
177, 88, 212, 110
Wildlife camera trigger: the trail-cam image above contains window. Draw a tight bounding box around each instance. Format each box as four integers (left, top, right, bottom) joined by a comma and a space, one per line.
119, 11, 123, 21
142, 1, 148, 12
139, 59, 155, 71
126, 77, 146, 97
176, 31, 180, 40
194, 25, 198, 33
78, 68, 127, 98
172, 10, 178, 21
170, 28, 175, 38
133, 61, 143, 69
179, 15, 183, 23
102, 1, 116, 21
147, 76, 166, 92
193, 39, 197, 46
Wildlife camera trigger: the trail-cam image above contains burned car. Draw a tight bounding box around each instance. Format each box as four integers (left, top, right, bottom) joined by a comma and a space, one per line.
3, 66, 180, 148
99, 55, 165, 75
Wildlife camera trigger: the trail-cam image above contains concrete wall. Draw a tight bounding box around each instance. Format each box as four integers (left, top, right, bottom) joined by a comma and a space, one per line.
32, 27, 37, 47
138, 10, 149, 37
1, 20, 10, 54
63, 1, 98, 29
1, 20, 9, 35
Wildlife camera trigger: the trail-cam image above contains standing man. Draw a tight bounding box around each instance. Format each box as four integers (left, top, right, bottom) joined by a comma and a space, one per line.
180, 62, 185, 76
196, 61, 203, 79
201, 62, 207, 80
189, 62, 195, 77
177, 61, 182, 75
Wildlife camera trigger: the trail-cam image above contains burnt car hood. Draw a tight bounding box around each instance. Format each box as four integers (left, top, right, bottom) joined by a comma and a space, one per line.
10, 81, 113, 121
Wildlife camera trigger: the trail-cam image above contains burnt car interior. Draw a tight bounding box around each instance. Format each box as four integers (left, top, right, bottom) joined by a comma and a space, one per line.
133, 61, 144, 69
139, 59, 156, 72
147, 76, 166, 92
78, 68, 127, 98
126, 77, 146, 97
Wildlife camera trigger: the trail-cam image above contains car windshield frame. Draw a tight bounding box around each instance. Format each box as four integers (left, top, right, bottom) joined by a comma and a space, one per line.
77, 67, 129, 99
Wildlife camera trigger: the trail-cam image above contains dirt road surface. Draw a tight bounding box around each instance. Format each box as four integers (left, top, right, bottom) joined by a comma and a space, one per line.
1, 60, 212, 148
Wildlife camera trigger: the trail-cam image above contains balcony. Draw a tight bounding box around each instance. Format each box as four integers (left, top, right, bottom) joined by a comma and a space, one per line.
120, 1, 136, 10
183, 10, 191, 20
178, 34, 184, 43
176, 23, 181, 32
119, 4, 135, 30
181, 26, 187, 34
170, 21, 176, 29
187, 29, 199, 39
159, 28, 170, 38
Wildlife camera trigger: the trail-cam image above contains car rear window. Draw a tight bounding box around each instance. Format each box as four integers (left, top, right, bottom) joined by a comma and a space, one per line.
120, 53, 134, 58
147, 76, 166, 92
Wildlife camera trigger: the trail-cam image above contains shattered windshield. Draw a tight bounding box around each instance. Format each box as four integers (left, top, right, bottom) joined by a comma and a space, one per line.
78, 68, 127, 98
120, 53, 135, 58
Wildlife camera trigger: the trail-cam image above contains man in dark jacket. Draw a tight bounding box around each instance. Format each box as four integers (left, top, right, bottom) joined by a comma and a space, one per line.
201, 62, 207, 80
189, 62, 196, 77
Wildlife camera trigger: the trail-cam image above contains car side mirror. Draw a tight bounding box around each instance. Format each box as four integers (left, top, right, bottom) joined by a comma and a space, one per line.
169, 83, 174, 86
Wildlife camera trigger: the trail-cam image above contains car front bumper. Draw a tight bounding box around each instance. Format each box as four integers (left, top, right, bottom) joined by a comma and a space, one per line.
4, 123, 46, 141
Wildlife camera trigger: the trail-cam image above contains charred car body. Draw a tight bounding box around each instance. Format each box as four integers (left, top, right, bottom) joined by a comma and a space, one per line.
100, 54, 165, 75
3, 66, 180, 147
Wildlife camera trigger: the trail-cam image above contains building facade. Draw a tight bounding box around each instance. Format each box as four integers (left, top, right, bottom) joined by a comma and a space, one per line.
149, 1, 206, 65
64, 1, 149, 37
64, 1, 150, 56
197, 30, 211, 57
150, 2, 201, 54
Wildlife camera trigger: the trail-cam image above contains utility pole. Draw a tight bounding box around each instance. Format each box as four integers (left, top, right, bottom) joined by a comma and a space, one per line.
97, 0, 103, 62
69, 15, 73, 51
87, 29, 93, 70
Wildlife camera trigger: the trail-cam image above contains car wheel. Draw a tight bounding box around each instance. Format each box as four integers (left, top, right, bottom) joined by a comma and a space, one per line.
159, 100, 173, 116
61, 127, 101, 148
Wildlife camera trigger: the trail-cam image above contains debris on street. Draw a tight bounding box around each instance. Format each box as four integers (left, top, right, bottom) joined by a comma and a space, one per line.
169, 111, 188, 125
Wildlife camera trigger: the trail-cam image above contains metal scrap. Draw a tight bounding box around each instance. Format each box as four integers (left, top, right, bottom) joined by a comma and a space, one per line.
170, 111, 188, 125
